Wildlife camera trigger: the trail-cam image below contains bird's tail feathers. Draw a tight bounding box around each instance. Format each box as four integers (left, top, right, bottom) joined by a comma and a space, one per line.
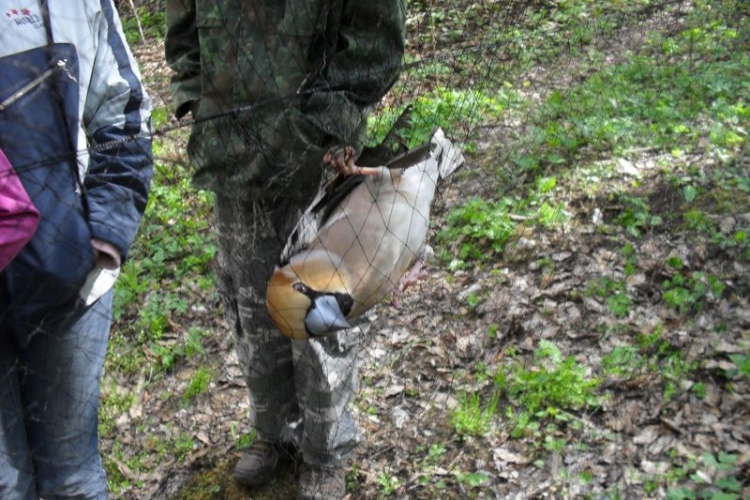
431, 128, 465, 181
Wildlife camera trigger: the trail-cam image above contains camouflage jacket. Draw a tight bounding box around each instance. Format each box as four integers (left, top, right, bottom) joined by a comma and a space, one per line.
165, 0, 406, 200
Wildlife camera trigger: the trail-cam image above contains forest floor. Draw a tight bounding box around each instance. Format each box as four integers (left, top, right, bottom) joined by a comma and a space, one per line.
104, 1, 749, 499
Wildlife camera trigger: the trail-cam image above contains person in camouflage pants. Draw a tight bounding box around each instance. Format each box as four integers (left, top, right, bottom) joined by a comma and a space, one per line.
165, 1, 406, 498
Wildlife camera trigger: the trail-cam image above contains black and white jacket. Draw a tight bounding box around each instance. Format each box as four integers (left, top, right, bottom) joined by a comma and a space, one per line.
0, 0, 152, 332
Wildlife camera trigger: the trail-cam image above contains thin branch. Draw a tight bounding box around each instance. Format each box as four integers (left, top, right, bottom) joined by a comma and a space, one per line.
126, 0, 146, 44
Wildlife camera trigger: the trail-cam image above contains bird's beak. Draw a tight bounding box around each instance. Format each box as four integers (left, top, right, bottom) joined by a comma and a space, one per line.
305, 295, 351, 337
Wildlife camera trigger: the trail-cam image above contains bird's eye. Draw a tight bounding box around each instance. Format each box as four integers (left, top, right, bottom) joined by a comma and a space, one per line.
293, 282, 320, 299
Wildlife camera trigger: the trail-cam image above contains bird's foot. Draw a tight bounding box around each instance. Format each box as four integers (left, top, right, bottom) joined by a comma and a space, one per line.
391, 259, 429, 308
324, 146, 380, 176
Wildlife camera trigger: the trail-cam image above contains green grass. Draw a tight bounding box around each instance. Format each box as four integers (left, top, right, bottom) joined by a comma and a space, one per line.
436, 174, 570, 265
109, 153, 216, 376
102, 120, 217, 493
368, 86, 514, 152
449, 390, 500, 437
183, 366, 212, 405
504, 4, 750, 175
120, 6, 166, 46
500, 341, 601, 419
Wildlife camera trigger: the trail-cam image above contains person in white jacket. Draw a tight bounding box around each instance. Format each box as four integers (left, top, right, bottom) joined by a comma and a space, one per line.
0, 1, 152, 498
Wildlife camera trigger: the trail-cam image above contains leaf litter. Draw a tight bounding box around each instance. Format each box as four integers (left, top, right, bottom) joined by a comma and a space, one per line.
106, 3, 749, 499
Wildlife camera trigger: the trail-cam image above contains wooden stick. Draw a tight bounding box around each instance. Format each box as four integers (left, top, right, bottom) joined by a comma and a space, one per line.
126, 0, 146, 44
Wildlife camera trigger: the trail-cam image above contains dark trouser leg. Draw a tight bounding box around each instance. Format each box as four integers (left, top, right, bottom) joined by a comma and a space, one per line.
214, 196, 300, 442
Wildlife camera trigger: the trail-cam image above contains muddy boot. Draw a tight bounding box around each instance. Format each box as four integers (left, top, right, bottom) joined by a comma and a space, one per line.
233, 440, 285, 487
297, 463, 346, 500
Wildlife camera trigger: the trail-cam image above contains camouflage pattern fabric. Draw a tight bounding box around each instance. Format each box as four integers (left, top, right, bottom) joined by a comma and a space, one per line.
166, 0, 406, 466
213, 195, 363, 466
166, 0, 406, 200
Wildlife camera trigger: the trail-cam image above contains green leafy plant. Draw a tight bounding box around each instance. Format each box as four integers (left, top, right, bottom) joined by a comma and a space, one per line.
495, 341, 600, 440
346, 464, 362, 492
728, 352, 750, 378
369, 87, 513, 152
607, 291, 632, 318
415, 443, 449, 489
616, 195, 662, 238
662, 258, 726, 313
464, 290, 485, 312
622, 243, 638, 276
377, 472, 401, 496
512, 341, 600, 415
515, 9, 750, 179
109, 157, 216, 377
120, 6, 166, 46
684, 209, 711, 231
439, 175, 569, 263
229, 424, 255, 450
426, 443, 447, 465
601, 345, 643, 376
586, 276, 631, 317
439, 197, 516, 261
454, 471, 489, 489
626, 324, 701, 400
666, 452, 744, 500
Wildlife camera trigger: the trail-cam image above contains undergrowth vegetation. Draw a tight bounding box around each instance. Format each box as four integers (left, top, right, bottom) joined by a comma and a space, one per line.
379, 0, 749, 497
106, 0, 750, 498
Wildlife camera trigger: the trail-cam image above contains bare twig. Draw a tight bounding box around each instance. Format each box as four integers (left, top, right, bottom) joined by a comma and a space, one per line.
126, 0, 146, 44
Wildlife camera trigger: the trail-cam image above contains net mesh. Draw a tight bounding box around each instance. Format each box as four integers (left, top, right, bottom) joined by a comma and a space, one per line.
1, 0, 749, 498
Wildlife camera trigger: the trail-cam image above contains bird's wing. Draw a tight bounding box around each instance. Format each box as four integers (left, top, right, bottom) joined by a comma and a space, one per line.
280, 107, 426, 266
279, 125, 464, 267
308, 128, 463, 315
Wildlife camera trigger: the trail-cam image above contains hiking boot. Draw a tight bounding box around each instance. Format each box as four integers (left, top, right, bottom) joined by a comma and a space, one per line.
233, 440, 284, 487
297, 463, 346, 500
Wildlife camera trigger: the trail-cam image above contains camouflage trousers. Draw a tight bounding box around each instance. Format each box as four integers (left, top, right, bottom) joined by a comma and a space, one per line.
213, 194, 362, 467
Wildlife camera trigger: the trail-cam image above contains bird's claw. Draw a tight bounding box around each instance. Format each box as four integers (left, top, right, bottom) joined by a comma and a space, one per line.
324, 146, 379, 176
391, 259, 429, 308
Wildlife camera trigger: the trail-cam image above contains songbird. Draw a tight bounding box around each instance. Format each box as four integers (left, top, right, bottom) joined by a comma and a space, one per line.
266, 122, 465, 340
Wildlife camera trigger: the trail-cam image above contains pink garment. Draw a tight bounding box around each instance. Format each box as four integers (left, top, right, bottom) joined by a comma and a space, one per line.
0, 148, 39, 271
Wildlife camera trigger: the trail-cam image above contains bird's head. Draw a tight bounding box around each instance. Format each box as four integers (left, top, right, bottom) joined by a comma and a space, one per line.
266, 255, 354, 340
